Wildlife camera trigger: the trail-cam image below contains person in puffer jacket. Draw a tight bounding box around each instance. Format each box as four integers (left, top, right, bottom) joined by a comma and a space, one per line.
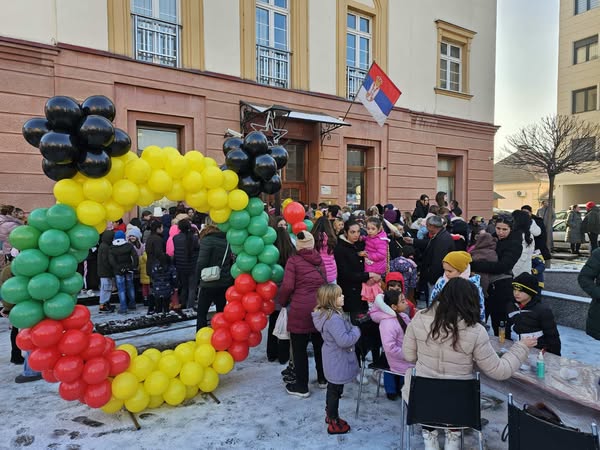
108, 230, 139, 313
311, 216, 338, 283
150, 253, 177, 314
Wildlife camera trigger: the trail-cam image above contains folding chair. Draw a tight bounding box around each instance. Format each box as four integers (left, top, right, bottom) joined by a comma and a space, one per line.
506, 394, 599, 450
403, 368, 483, 450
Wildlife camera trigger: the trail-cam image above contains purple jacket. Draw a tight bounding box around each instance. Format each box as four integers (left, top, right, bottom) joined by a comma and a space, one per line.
312, 310, 360, 384
369, 303, 414, 375
278, 249, 326, 333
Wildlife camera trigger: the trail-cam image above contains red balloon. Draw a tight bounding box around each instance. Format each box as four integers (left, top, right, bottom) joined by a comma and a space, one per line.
234, 274, 256, 294
42, 369, 59, 383
230, 321, 251, 342
210, 312, 229, 330
61, 305, 91, 329
82, 357, 111, 385
16, 329, 35, 351
84, 379, 112, 408
292, 221, 307, 234
59, 378, 88, 401
247, 331, 262, 348
80, 333, 106, 360
211, 327, 233, 351
256, 281, 278, 301
283, 202, 305, 224
225, 286, 244, 303
241, 292, 263, 313
54, 355, 85, 383
31, 319, 64, 348
261, 299, 276, 315
223, 301, 246, 323
58, 329, 90, 356
106, 350, 131, 376
228, 341, 249, 362
80, 321, 94, 334
246, 311, 268, 332
103, 337, 116, 355
28, 347, 61, 371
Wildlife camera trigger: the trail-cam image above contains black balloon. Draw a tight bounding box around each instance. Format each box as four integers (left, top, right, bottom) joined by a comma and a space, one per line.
238, 175, 262, 197
243, 131, 269, 157
225, 148, 251, 175
77, 150, 112, 178
42, 159, 77, 181
262, 174, 282, 195
223, 137, 244, 157
105, 128, 131, 156
81, 95, 116, 121
44, 96, 82, 132
269, 145, 289, 170
22, 117, 50, 148
77, 115, 115, 150
253, 154, 278, 181
38, 131, 80, 164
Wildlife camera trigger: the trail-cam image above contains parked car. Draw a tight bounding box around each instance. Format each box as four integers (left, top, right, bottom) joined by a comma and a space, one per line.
555, 205, 586, 221
552, 219, 589, 252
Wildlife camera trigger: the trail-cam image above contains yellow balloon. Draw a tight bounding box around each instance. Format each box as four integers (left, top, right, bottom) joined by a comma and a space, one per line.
147, 394, 164, 409
198, 367, 219, 393
137, 184, 155, 207
112, 179, 140, 206
104, 200, 125, 222
116, 151, 138, 165
174, 342, 195, 364
185, 190, 209, 211
142, 348, 162, 364
202, 166, 224, 189
194, 343, 216, 367
228, 189, 249, 211
117, 343, 139, 360
144, 370, 170, 396
125, 158, 152, 184
162, 349, 175, 357
83, 178, 113, 203
179, 361, 204, 386
76, 200, 106, 226
147, 169, 173, 194
184, 151, 205, 172
212, 351, 234, 375
222, 170, 239, 191
54, 179, 84, 207
195, 327, 214, 345
163, 146, 181, 159
112, 372, 139, 400
128, 354, 155, 381
124, 384, 150, 413
166, 180, 185, 202
207, 188, 228, 209
209, 207, 231, 223
163, 378, 186, 406
165, 154, 187, 179
282, 198, 293, 209
185, 384, 199, 400
141, 145, 166, 170
203, 157, 217, 168
72, 172, 87, 184
101, 395, 124, 414
105, 157, 125, 184
93, 221, 107, 234
182, 171, 203, 192
158, 353, 182, 378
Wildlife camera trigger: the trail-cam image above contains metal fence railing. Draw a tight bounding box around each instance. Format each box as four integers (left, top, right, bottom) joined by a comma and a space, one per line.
132, 14, 180, 67
256, 44, 291, 88
347, 65, 367, 99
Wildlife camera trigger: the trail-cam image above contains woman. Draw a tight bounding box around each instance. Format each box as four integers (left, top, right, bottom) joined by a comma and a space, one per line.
278, 231, 327, 397
566, 204, 583, 254
402, 278, 537, 450
173, 219, 200, 309
145, 221, 166, 277
435, 191, 447, 208
312, 216, 337, 283
511, 209, 535, 277
471, 215, 522, 335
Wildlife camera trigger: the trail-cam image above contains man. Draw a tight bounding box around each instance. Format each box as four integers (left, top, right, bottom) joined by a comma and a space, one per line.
411, 194, 429, 221
521, 205, 551, 260
536, 200, 556, 228
327, 204, 340, 221
582, 202, 600, 252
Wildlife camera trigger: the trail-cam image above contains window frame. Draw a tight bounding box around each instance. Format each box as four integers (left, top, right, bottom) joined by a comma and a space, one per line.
256, 0, 290, 51
572, 86, 598, 113
439, 41, 463, 92
575, 0, 600, 15
346, 11, 372, 71
573, 35, 598, 64
346, 147, 367, 211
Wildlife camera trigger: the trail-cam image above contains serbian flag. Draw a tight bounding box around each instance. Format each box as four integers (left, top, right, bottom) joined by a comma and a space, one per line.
355, 62, 401, 126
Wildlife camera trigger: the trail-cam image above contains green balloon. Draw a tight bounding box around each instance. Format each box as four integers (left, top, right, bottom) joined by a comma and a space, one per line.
8, 225, 41, 251
258, 245, 280, 265
230, 263, 242, 279
226, 229, 248, 246
60, 272, 84, 295
252, 263, 272, 283
236, 252, 257, 272
0, 275, 31, 304
217, 221, 231, 232
246, 197, 264, 217
38, 229, 71, 257
43, 292, 75, 319
9, 300, 45, 329
27, 208, 50, 232
230, 244, 244, 255
229, 210, 251, 230
248, 216, 269, 237
11, 249, 49, 277
260, 211, 270, 223
243, 235, 265, 256
28, 272, 60, 300
68, 247, 89, 263
46, 204, 78, 231
67, 224, 99, 250
262, 227, 277, 245
287, 223, 292, 234
271, 264, 285, 283
303, 219, 314, 232
49, 254, 78, 279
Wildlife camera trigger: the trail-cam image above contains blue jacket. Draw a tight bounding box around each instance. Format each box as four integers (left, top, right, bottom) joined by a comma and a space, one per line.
151, 261, 177, 299
430, 273, 486, 323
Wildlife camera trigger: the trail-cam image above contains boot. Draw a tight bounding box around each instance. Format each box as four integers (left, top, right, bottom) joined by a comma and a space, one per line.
327, 418, 350, 434
444, 430, 461, 450
422, 429, 440, 450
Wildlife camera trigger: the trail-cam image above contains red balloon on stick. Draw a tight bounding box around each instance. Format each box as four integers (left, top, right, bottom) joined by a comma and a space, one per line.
210, 312, 229, 330
230, 321, 251, 342
241, 292, 263, 313
80, 333, 107, 360
228, 341, 249, 362
42, 369, 59, 383
261, 299, 276, 316
16, 329, 35, 351
211, 327, 233, 351
247, 331, 262, 348
234, 274, 256, 294
59, 378, 88, 401
58, 329, 90, 356
283, 202, 305, 224
246, 311, 268, 332
54, 355, 85, 383
225, 286, 244, 303
223, 301, 246, 323
84, 379, 112, 408
256, 281, 278, 301
28, 347, 61, 371
292, 221, 307, 234
81, 357, 111, 385
61, 305, 91, 329
31, 319, 65, 348
106, 350, 131, 376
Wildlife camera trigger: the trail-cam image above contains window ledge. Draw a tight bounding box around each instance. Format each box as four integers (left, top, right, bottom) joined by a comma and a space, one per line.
434, 87, 473, 100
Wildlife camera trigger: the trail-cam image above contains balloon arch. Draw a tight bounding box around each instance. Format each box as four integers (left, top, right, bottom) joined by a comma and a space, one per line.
3, 95, 307, 414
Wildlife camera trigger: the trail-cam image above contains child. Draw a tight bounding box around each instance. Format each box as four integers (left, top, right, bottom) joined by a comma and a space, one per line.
370, 290, 414, 400
382, 272, 417, 319
389, 246, 418, 302
126, 226, 147, 303
108, 230, 139, 314
508, 272, 561, 355
97, 230, 116, 313
360, 217, 389, 302
149, 253, 177, 315
312, 284, 361, 435
429, 251, 486, 323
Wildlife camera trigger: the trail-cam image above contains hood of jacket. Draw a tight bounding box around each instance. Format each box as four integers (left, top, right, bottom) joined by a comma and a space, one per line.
311, 310, 332, 333
369, 300, 397, 324
112, 238, 127, 246
101, 230, 115, 244
297, 248, 323, 266
474, 232, 496, 251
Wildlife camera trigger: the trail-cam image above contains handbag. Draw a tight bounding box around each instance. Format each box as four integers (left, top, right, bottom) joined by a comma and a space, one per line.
200, 243, 230, 282
272, 308, 290, 340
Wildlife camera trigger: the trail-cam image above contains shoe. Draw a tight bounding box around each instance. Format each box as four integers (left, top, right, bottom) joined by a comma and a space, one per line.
127, 303, 137, 310
317, 379, 328, 389
422, 429, 440, 450
118, 309, 128, 314
386, 393, 398, 401
267, 357, 278, 362
327, 418, 351, 434
325, 414, 349, 426
99, 303, 116, 313
356, 369, 370, 385
11, 356, 25, 365
281, 366, 294, 377
285, 383, 310, 398
370, 369, 384, 386
15, 374, 42, 384
146, 308, 155, 315
444, 430, 461, 450
283, 374, 297, 384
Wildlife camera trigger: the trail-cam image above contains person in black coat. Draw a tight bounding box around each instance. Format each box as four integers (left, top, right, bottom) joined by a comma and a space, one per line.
145, 221, 166, 277
411, 194, 430, 221
577, 248, 600, 340
173, 219, 200, 309
521, 205, 551, 260
97, 230, 115, 312
108, 231, 139, 313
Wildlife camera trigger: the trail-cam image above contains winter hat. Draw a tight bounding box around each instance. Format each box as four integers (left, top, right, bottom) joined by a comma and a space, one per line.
114, 230, 126, 240
442, 251, 472, 273
386, 272, 405, 289
512, 272, 539, 297
586, 201, 596, 210
384, 208, 397, 224
295, 231, 315, 251
126, 226, 142, 241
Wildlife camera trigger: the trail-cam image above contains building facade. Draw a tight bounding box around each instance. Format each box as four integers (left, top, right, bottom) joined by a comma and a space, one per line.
0, 0, 497, 218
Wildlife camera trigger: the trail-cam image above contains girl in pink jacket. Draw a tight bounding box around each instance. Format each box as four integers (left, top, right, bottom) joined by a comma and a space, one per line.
361, 217, 389, 302
312, 217, 338, 283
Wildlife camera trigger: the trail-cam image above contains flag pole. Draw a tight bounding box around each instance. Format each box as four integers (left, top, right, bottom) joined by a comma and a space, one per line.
341, 61, 375, 123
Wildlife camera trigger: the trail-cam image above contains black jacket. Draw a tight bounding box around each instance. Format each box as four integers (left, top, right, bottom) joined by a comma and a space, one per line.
108, 241, 139, 276
196, 231, 233, 288
150, 260, 177, 299
173, 232, 199, 274
97, 231, 114, 278
507, 296, 561, 356
577, 247, 600, 340
145, 233, 166, 276
334, 236, 370, 314
471, 232, 523, 276
414, 228, 455, 284
532, 215, 551, 260
411, 200, 428, 221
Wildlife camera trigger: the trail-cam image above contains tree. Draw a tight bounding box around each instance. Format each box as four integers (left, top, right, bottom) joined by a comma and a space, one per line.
500, 114, 600, 261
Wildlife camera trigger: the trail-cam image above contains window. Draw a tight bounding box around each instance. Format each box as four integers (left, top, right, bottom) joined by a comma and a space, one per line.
575, 0, 599, 14
435, 20, 475, 99
131, 0, 181, 67
572, 137, 597, 161
440, 42, 462, 92
347, 148, 366, 210
437, 157, 455, 203
346, 12, 372, 98
256, 0, 290, 88
572, 86, 598, 113
574, 36, 598, 64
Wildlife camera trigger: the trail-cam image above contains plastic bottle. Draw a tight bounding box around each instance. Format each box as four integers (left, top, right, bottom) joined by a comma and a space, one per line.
536, 350, 545, 379
498, 321, 505, 344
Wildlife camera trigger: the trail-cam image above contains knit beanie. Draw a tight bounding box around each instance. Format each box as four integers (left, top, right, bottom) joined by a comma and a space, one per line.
586, 201, 596, 210
114, 230, 126, 240
295, 231, 315, 251
442, 251, 472, 273
126, 226, 142, 241
512, 272, 539, 297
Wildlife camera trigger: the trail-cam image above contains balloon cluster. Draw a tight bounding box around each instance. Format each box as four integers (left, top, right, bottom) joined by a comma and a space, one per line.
22, 95, 131, 181
224, 131, 288, 196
